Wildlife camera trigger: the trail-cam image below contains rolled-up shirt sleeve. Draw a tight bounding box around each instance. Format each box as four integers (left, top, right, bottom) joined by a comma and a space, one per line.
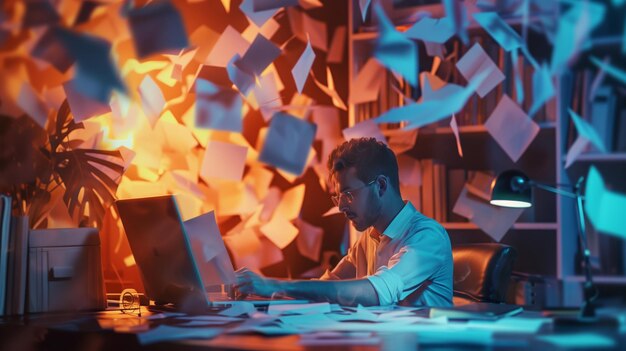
366, 227, 447, 305
320, 246, 357, 280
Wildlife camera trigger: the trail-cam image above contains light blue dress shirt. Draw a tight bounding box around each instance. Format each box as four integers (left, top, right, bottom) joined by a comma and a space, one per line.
322, 202, 453, 306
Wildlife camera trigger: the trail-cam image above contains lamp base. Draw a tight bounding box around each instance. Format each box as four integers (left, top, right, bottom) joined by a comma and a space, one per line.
552, 315, 620, 331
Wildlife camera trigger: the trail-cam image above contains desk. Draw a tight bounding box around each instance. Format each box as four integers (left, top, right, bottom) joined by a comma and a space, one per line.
1, 305, 625, 351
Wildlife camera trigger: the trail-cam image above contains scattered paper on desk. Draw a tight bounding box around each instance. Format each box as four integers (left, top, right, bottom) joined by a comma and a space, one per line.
300, 331, 380, 346
456, 43, 504, 98
295, 218, 323, 262
268, 302, 331, 315
240, 0, 277, 27
568, 108, 606, 153
57, 28, 125, 103
453, 186, 523, 242
529, 63, 554, 117
238, 34, 281, 77
450, 114, 463, 158
374, 70, 489, 128
485, 95, 539, 163
467, 317, 548, 333
327, 26, 346, 63
373, 4, 417, 86
196, 78, 243, 132
535, 333, 616, 349
472, 12, 523, 51
137, 325, 222, 345
185, 211, 236, 285
343, 119, 386, 143
564, 136, 589, 169
258, 112, 316, 175
292, 39, 315, 93
584, 166, 626, 239
260, 217, 298, 249
404, 16, 454, 44
349, 58, 384, 104
550, 2, 605, 75
128, 1, 188, 59
206, 26, 250, 67
200, 141, 247, 181
219, 301, 257, 317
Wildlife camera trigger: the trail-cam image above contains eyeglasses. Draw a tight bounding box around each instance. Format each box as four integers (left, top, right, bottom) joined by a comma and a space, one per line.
331, 179, 376, 206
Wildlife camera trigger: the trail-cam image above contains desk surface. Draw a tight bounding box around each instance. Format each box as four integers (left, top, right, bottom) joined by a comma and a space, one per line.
1, 304, 625, 351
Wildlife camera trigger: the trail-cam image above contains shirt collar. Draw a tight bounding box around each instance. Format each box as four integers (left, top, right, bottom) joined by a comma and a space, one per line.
380, 201, 418, 239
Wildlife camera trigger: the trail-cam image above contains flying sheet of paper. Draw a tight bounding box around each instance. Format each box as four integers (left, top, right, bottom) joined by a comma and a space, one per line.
342, 119, 386, 143
359, 0, 372, 21
56, 28, 125, 103
349, 58, 384, 104
385, 128, 418, 155
200, 141, 247, 181
456, 43, 504, 98
327, 26, 346, 63
234, 234, 284, 270
136, 325, 222, 345
195, 78, 243, 132
590, 56, 626, 85
450, 114, 463, 158
511, 49, 524, 105
311, 69, 347, 110
453, 186, 523, 242
584, 166, 626, 239
295, 218, 323, 262
472, 12, 523, 51
373, 4, 417, 86
128, 1, 189, 59
252, 72, 282, 122
485, 95, 540, 162
240, 0, 278, 27
302, 12, 327, 51
273, 184, 305, 221
529, 63, 555, 117
238, 34, 281, 77
258, 112, 316, 175
206, 26, 250, 67
564, 136, 589, 169
292, 39, 315, 93
260, 217, 299, 249
465, 171, 494, 202
421, 73, 462, 102
184, 211, 236, 285
138, 75, 165, 127
217, 182, 258, 217
312, 106, 341, 140
227, 54, 256, 94
568, 108, 606, 153
244, 166, 274, 202
17, 84, 49, 128
397, 155, 422, 187
374, 69, 489, 128
551, 1, 605, 75
31, 28, 74, 73
444, 0, 469, 44
404, 16, 454, 44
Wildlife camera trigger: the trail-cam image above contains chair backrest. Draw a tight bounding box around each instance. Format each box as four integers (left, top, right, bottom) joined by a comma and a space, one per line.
452, 243, 517, 304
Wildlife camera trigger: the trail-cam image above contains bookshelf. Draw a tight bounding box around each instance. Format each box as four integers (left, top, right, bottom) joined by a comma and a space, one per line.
347, 1, 626, 305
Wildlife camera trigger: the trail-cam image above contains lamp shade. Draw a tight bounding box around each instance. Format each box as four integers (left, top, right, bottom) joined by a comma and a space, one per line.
490, 170, 532, 208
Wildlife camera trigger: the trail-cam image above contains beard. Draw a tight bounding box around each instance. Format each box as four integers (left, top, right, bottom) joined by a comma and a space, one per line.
350, 190, 383, 232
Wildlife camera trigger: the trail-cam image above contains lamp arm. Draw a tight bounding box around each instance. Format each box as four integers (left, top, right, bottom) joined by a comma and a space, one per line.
529, 181, 580, 199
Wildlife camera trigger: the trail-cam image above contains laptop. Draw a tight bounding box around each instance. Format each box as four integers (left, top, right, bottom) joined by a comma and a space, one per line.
116, 195, 306, 313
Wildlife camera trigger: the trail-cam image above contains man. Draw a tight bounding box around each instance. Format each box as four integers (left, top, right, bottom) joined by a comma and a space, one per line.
235, 137, 453, 306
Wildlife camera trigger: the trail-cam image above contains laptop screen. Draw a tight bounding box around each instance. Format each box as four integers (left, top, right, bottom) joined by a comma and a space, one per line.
116, 195, 211, 311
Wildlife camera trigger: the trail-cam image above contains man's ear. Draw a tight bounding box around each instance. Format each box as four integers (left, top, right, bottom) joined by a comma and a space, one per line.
377, 175, 388, 196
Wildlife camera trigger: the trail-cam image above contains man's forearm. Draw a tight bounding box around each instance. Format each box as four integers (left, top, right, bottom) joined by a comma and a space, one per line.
275, 278, 379, 306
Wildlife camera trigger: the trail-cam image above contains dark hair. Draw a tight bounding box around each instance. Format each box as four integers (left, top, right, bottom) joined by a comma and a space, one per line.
327, 137, 400, 193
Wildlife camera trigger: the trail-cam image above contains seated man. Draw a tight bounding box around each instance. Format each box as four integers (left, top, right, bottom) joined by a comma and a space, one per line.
235, 137, 452, 306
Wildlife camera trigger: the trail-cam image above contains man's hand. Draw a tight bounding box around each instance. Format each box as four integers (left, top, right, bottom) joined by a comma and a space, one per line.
234, 268, 281, 298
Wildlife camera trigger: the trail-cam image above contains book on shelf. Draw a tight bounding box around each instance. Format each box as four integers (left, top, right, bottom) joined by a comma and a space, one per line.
5, 215, 29, 315
429, 302, 524, 320
0, 195, 11, 316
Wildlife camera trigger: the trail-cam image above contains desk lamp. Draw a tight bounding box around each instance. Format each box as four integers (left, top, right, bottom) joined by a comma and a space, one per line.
489, 170, 598, 319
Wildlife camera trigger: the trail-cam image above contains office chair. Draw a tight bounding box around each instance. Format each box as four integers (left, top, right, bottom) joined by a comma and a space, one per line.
452, 243, 517, 305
